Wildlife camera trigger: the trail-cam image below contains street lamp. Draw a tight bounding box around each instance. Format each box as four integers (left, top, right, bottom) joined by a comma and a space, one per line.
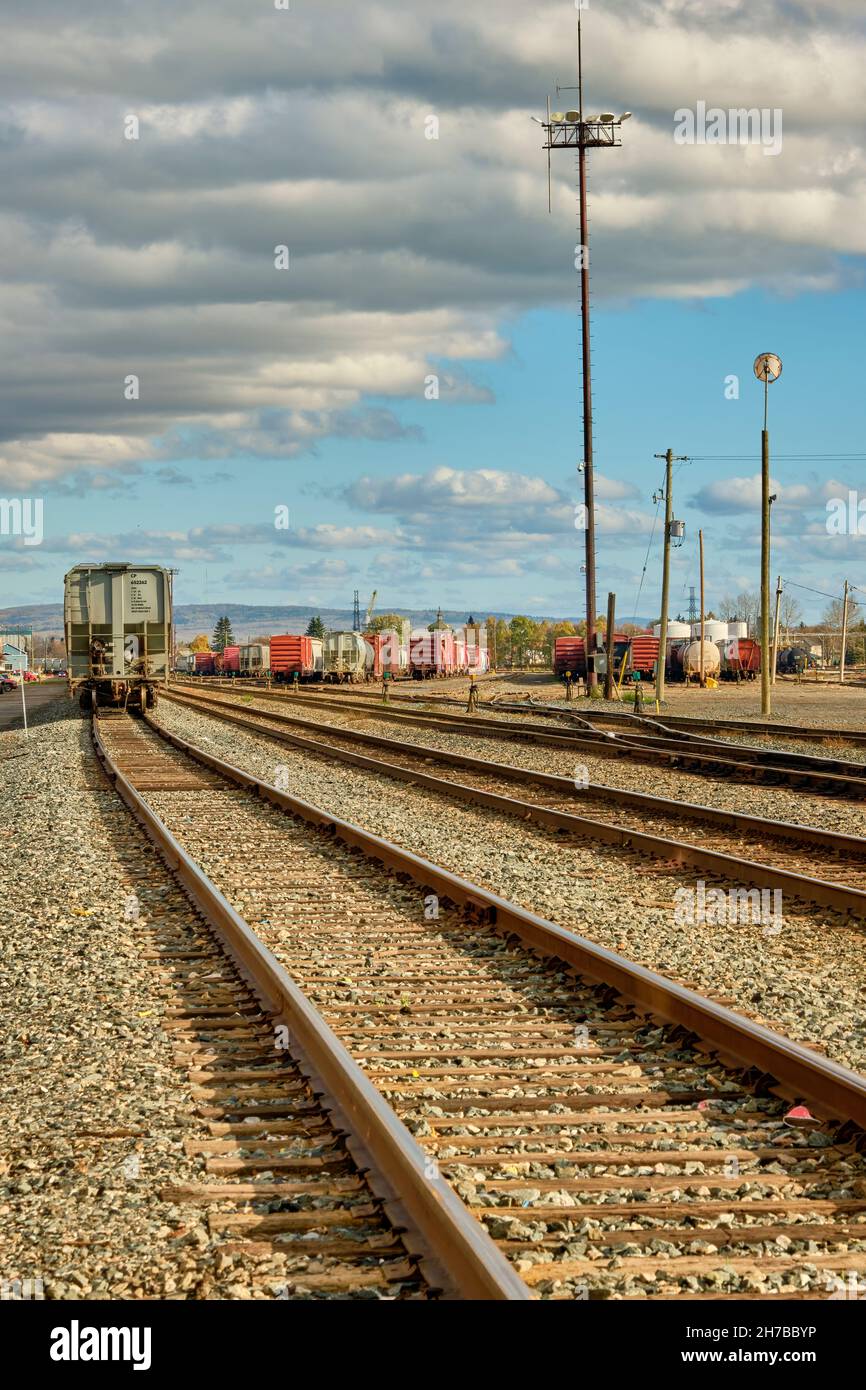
753, 352, 783, 717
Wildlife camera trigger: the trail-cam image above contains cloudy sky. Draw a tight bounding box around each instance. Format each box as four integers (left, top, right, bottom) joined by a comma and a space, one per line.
1, 0, 865, 622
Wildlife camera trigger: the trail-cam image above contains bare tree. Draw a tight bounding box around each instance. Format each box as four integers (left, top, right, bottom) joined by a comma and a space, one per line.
822, 595, 860, 630
717, 595, 738, 621
779, 591, 802, 641
822, 595, 861, 664
717, 590, 760, 632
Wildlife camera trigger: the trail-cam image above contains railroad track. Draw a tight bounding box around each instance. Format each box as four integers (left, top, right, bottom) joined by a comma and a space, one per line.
93, 707, 866, 1299
91, 708, 525, 1301
173, 681, 866, 798
508, 704, 866, 752
191, 679, 866, 751
162, 687, 866, 917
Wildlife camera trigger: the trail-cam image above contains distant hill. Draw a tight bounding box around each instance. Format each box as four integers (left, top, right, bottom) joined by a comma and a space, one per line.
0, 601, 620, 641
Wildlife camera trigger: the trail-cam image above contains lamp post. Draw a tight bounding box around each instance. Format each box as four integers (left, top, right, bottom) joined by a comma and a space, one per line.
753, 353, 782, 717
536, 14, 629, 688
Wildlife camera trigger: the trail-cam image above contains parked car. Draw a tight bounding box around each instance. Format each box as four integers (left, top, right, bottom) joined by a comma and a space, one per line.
0, 675, 19, 693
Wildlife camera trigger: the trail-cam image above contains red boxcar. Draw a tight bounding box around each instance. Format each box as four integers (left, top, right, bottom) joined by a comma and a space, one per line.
271, 634, 317, 680
410, 629, 454, 678
553, 637, 586, 678
628, 635, 660, 677
719, 636, 761, 679
377, 631, 406, 676
194, 651, 216, 676
221, 645, 240, 674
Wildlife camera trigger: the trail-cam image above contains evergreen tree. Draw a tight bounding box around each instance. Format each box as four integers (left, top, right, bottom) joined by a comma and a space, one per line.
211, 616, 234, 652
306, 615, 326, 637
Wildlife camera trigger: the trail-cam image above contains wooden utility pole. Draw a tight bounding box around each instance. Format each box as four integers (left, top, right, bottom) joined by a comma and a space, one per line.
697, 528, 706, 686
653, 448, 688, 705
771, 575, 782, 686
840, 579, 850, 684
604, 592, 615, 700
654, 450, 673, 706
699, 529, 705, 687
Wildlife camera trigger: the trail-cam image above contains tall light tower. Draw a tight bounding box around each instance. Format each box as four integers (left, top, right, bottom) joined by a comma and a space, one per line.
753, 352, 782, 717
536, 14, 630, 688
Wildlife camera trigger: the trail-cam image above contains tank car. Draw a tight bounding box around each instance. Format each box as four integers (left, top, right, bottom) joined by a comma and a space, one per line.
679, 639, 721, 682
64, 563, 171, 710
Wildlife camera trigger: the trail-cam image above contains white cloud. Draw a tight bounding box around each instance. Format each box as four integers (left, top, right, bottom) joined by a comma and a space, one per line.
693, 474, 813, 512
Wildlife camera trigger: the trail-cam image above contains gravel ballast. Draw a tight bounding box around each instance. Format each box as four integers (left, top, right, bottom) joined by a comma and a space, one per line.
0, 700, 411, 1300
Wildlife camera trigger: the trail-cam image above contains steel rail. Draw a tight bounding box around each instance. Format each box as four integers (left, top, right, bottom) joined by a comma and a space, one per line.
142, 708, 866, 1135
170, 681, 866, 797
496, 702, 866, 750
91, 712, 529, 1302
161, 689, 866, 917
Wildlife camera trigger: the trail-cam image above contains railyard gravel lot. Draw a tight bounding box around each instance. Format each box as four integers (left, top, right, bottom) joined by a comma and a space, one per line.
156, 696, 866, 1078
0, 700, 396, 1301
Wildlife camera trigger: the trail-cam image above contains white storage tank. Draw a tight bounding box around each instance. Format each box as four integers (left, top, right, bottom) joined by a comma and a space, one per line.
653, 620, 691, 640
691, 620, 728, 644
727, 621, 748, 640
681, 640, 721, 678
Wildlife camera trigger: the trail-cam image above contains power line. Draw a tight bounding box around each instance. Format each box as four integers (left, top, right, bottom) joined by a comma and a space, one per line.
782, 579, 846, 603
689, 453, 866, 462
630, 478, 664, 626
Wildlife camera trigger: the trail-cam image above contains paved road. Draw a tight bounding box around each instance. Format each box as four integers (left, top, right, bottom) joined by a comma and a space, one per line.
0, 683, 68, 731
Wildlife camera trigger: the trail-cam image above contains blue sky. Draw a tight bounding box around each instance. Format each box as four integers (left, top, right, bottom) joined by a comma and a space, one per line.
16, 285, 864, 624
1, 0, 864, 626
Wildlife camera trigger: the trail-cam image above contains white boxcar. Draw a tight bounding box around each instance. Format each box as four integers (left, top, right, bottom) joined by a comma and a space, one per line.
323, 631, 370, 682
64, 563, 171, 709
239, 643, 270, 675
